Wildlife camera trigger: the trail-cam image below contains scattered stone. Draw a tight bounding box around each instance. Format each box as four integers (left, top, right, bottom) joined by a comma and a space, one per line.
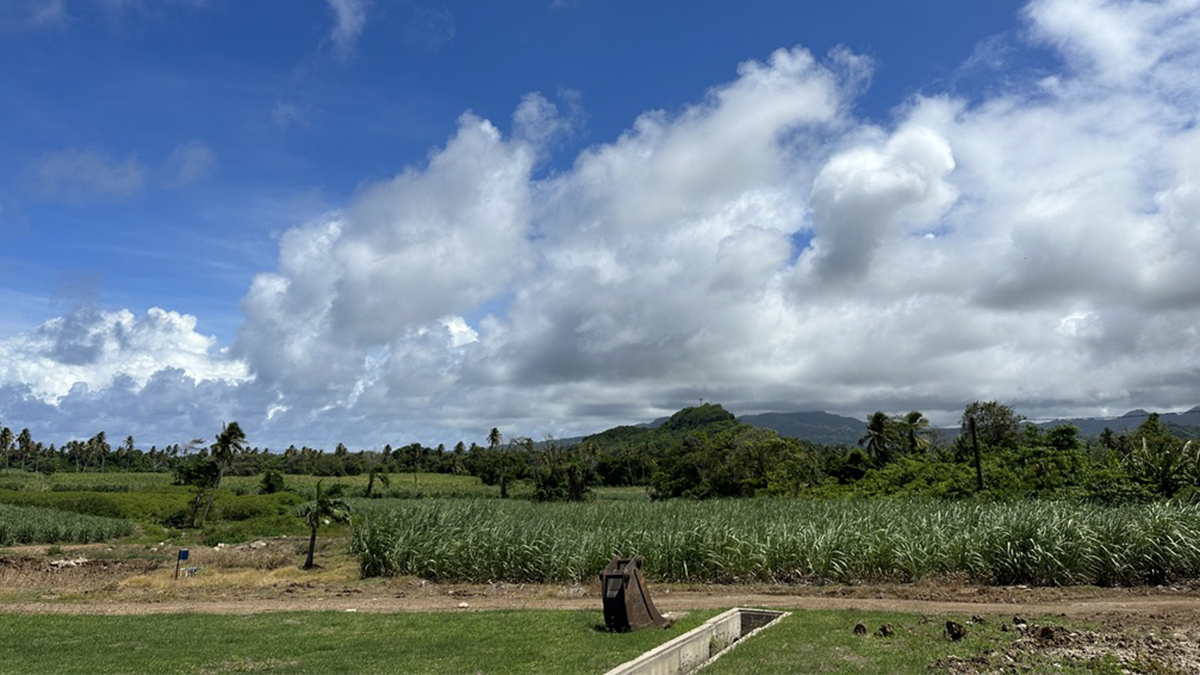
457, 602, 470, 609
876, 623, 895, 638
945, 621, 967, 641
49, 557, 89, 568
971, 614, 987, 624
853, 622, 868, 635
250, 540, 268, 549
1001, 622, 1010, 632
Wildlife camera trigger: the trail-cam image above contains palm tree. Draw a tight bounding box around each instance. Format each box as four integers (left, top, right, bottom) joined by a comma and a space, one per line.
199, 421, 246, 526
364, 462, 390, 498
488, 428, 509, 498
0, 426, 13, 470
302, 480, 351, 569
17, 428, 34, 472
121, 436, 135, 470
210, 422, 246, 488
89, 431, 109, 472
896, 411, 931, 454
858, 412, 897, 467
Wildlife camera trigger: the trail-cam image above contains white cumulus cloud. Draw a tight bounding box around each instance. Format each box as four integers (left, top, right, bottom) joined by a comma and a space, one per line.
6, 0, 1200, 447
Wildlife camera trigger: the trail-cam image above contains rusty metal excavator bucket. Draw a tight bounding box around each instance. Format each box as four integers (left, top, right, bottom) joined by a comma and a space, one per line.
599, 555, 675, 631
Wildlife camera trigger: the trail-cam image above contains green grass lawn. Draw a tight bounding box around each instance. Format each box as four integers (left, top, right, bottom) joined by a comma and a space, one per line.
0, 607, 1121, 675
0, 610, 717, 675
704, 610, 1106, 675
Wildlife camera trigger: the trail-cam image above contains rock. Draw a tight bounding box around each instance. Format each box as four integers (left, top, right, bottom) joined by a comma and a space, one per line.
250, 540, 268, 549
971, 614, 987, 624
1000, 622, 1010, 632
876, 623, 895, 638
457, 602, 470, 609
853, 622, 868, 635
945, 621, 967, 641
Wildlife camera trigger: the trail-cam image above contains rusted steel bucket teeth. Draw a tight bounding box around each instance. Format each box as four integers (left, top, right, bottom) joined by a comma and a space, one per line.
599, 555, 675, 631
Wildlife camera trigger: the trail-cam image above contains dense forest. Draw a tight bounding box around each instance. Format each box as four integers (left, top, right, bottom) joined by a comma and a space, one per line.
1, 400, 1195, 505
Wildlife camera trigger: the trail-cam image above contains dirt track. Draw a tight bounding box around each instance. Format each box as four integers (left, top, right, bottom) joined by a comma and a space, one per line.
5, 552, 1200, 627
6, 591, 1200, 621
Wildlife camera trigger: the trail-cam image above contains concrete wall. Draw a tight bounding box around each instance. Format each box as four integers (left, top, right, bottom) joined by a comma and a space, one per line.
603, 608, 786, 675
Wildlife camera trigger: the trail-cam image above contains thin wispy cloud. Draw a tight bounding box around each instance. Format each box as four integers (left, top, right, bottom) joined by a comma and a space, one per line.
163, 140, 215, 188
271, 101, 307, 130
403, 5, 454, 52
0, 0, 69, 32
32, 148, 145, 203
325, 0, 368, 61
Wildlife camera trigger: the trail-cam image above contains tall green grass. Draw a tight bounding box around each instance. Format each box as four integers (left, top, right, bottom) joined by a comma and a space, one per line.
351, 498, 1200, 586
0, 503, 134, 545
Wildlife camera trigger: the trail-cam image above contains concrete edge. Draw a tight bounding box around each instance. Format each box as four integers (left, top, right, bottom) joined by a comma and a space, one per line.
602, 607, 788, 675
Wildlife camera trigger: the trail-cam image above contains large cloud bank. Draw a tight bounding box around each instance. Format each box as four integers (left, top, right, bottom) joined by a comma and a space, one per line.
4, 0, 1200, 447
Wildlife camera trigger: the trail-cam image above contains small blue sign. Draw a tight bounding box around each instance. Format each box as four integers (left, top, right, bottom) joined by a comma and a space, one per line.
179, 548, 189, 561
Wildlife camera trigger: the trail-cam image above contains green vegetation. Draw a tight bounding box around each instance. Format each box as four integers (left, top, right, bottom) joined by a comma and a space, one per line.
0, 610, 716, 675
353, 498, 1200, 586
0, 487, 302, 526
0, 608, 1127, 675
0, 503, 133, 545
704, 610, 1100, 675
301, 481, 351, 569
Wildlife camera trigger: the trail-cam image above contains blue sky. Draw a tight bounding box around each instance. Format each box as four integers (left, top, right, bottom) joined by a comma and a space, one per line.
2, 0, 1198, 449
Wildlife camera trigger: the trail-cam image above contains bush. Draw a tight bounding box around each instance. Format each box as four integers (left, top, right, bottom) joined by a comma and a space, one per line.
212, 491, 302, 521
259, 470, 286, 494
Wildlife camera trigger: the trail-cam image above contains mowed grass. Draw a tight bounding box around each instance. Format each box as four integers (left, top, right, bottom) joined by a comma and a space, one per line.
0, 609, 717, 675
0, 609, 1108, 674
704, 610, 1104, 675
353, 498, 1200, 586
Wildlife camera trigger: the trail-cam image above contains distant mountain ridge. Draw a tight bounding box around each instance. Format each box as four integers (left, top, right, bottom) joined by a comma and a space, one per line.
1033, 406, 1200, 437
569, 405, 1200, 447
637, 409, 866, 445
736, 410, 866, 445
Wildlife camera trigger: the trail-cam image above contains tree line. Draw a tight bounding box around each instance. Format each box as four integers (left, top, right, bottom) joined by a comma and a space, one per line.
3, 399, 1197, 504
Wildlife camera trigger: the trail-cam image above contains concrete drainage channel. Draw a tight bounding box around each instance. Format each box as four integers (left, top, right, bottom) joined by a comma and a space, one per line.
603, 608, 789, 675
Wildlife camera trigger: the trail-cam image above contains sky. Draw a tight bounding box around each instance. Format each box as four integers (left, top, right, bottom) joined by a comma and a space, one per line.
1, 0, 1199, 450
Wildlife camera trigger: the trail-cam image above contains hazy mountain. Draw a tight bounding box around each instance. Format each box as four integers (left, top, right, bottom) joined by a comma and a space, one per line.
735, 411, 865, 445
1033, 406, 1200, 437
568, 405, 1200, 449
